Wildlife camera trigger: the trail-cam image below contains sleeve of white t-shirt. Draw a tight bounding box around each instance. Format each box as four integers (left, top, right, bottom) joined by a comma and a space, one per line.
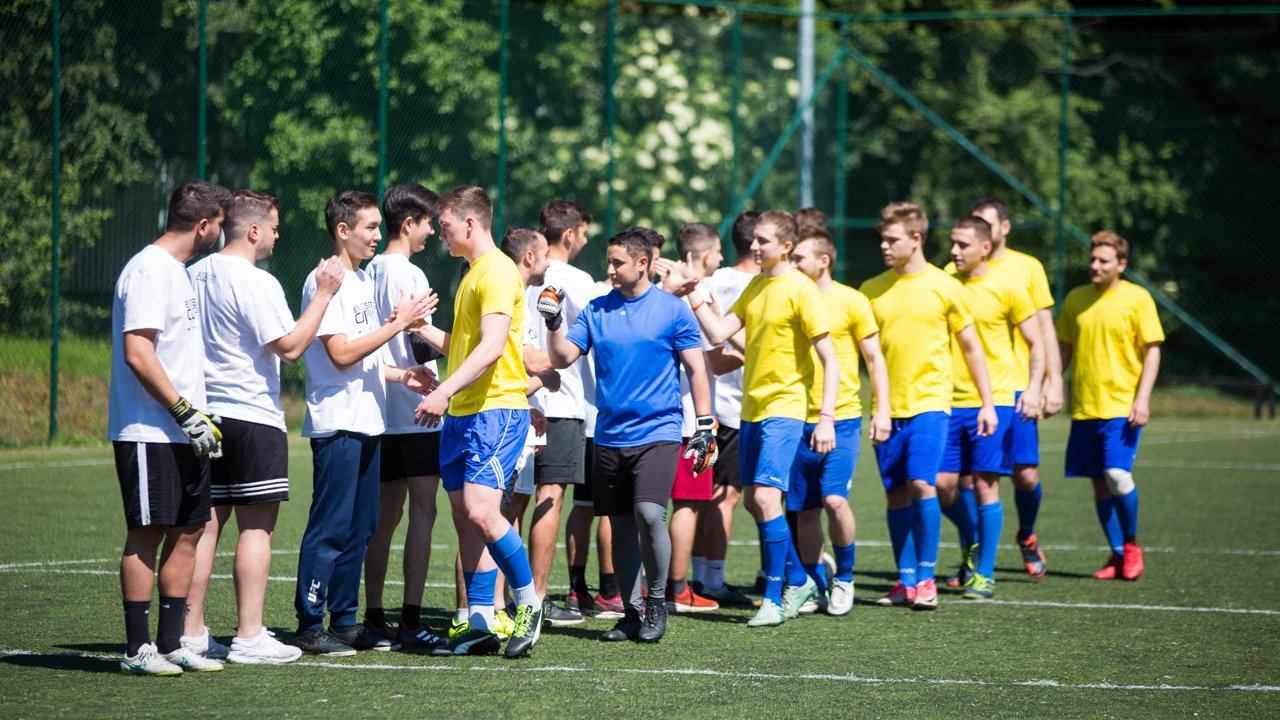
314, 274, 348, 338
247, 274, 296, 348
121, 258, 171, 333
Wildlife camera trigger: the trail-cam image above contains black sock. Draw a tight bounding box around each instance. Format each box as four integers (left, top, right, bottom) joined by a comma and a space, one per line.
155, 596, 186, 654
401, 604, 421, 629
669, 577, 687, 596
123, 600, 151, 656
599, 572, 619, 598
568, 565, 588, 595
365, 607, 386, 627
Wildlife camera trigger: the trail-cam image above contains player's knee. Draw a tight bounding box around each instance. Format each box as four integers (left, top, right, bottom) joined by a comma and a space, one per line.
821, 495, 849, 514
1103, 468, 1135, 496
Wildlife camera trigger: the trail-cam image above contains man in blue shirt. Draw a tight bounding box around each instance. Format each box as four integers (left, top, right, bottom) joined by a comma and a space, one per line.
544, 227, 717, 644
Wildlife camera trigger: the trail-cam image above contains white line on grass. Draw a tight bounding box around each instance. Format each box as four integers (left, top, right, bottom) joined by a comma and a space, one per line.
5, 567, 1279, 617
0, 647, 1273, 693
1139, 460, 1280, 472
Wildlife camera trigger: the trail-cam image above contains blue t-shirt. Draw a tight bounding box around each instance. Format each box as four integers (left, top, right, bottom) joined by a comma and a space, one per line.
566, 285, 703, 448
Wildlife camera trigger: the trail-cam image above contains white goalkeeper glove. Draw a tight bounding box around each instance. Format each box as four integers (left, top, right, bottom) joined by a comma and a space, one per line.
168, 397, 223, 458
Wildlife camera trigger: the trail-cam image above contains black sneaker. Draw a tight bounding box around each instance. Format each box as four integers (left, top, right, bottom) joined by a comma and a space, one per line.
503, 603, 543, 659
431, 623, 501, 656
293, 628, 356, 657
542, 597, 584, 626
398, 623, 448, 651
638, 596, 667, 643
600, 607, 643, 642
330, 623, 396, 651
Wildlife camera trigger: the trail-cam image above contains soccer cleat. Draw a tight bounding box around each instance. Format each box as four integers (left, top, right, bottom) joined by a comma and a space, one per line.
162, 645, 224, 672
566, 588, 591, 615
542, 597, 585, 626
600, 609, 643, 642
503, 603, 544, 658
592, 593, 626, 619
1122, 542, 1145, 580
746, 599, 787, 627
227, 627, 303, 664
492, 609, 515, 640
293, 628, 357, 657
874, 581, 917, 607
638, 597, 668, 643
1093, 553, 1123, 580
911, 579, 939, 610
447, 618, 468, 642
431, 624, 501, 656
330, 623, 396, 651
700, 583, 762, 608
180, 626, 228, 661
668, 584, 720, 613
946, 543, 978, 588
781, 576, 818, 620
962, 573, 995, 600
1020, 534, 1048, 578
361, 617, 398, 642
120, 643, 183, 676
397, 624, 448, 652
827, 579, 854, 616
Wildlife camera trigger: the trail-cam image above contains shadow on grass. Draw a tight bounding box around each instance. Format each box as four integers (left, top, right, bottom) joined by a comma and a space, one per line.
3, 650, 116, 674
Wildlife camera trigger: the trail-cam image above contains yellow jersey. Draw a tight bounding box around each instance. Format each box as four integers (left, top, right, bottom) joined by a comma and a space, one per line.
730, 269, 830, 422
446, 250, 529, 416
947, 249, 1053, 388
949, 269, 1037, 407
1056, 280, 1164, 420
806, 282, 878, 422
860, 264, 972, 418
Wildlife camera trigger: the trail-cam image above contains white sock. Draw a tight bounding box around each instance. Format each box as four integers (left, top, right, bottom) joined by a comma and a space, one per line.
469, 605, 495, 631
691, 556, 707, 587
706, 560, 726, 590
455, 608, 468, 624
512, 581, 539, 608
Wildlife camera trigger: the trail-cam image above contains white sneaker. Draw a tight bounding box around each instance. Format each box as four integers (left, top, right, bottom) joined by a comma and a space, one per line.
120, 643, 183, 676
799, 591, 828, 615
828, 579, 854, 616
180, 626, 228, 660
228, 627, 303, 665
162, 645, 224, 672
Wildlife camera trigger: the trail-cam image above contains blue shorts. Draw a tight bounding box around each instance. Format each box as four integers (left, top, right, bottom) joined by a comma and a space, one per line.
874, 411, 949, 492
787, 418, 861, 511
1065, 418, 1143, 478
440, 409, 530, 493
940, 406, 1013, 475
738, 418, 804, 491
1003, 390, 1041, 470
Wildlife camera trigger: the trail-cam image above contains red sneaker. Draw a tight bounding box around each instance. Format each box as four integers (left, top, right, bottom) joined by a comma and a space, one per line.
911, 579, 938, 610
669, 585, 720, 613
1093, 553, 1123, 580
592, 593, 625, 619
1121, 543, 1144, 580
873, 581, 917, 607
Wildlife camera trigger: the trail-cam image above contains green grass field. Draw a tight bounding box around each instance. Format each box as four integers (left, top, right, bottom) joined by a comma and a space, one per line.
1, 416, 1278, 718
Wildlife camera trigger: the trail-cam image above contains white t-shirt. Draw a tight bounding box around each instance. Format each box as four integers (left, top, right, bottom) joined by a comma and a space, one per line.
526, 259, 602, 420
189, 253, 296, 431
701, 266, 756, 430
367, 253, 439, 435
300, 267, 387, 438
108, 244, 206, 443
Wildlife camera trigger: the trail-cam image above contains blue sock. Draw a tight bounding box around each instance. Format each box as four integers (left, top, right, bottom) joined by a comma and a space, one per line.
1112, 488, 1139, 543
1095, 499, 1124, 555
913, 497, 942, 583
759, 517, 791, 605
463, 569, 497, 630
784, 535, 807, 587
942, 488, 978, 548
486, 526, 534, 590
1015, 483, 1042, 541
976, 501, 1003, 578
833, 542, 856, 583
804, 563, 828, 596
886, 506, 917, 588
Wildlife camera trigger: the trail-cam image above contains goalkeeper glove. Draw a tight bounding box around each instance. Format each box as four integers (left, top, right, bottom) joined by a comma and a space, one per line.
683, 415, 719, 475
537, 287, 565, 331
169, 397, 223, 458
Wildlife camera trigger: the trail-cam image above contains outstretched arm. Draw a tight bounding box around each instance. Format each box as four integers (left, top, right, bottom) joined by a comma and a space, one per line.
686, 287, 744, 346
414, 312, 510, 427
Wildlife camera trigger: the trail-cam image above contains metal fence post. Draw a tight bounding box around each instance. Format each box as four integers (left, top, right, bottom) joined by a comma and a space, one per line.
1055, 16, 1071, 306
729, 5, 741, 214
378, 0, 389, 199
834, 20, 848, 278
496, 0, 509, 233
198, 0, 207, 179
605, 0, 618, 239
48, 0, 62, 444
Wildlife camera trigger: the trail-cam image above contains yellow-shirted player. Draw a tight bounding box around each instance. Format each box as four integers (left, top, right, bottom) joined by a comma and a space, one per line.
937, 217, 1046, 600
1057, 231, 1163, 582
787, 227, 890, 616
684, 210, 840, 627
411, 186, 542, 658
860, 202, 996, 610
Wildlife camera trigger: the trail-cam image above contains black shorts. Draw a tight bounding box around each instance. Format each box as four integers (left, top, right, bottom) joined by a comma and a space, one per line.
572, 437, 597, 508
534, 418, 585, 485
114, 441, 211, 530
381, 432, 442, 481
591, 442, 679, 517
712, 426, 742, 488
211, 417, 289, 505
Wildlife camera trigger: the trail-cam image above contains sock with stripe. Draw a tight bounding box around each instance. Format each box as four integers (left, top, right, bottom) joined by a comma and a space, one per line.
912, 496, 942, 584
